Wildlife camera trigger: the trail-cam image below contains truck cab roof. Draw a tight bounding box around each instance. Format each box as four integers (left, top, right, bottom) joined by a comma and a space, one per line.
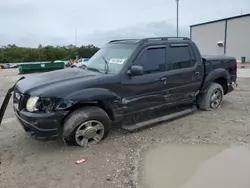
108, 37, 191, 45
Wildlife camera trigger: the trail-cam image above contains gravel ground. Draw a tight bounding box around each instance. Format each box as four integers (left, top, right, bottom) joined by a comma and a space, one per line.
0, 69, 250, 188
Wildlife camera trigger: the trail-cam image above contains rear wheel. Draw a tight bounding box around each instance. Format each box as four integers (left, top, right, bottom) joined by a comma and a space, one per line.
198, 83, 224, 111
60, 106, 111, 147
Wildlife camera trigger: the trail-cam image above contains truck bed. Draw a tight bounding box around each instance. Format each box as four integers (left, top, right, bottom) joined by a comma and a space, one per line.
202, 55, 236, 61
202, 55, 237, 77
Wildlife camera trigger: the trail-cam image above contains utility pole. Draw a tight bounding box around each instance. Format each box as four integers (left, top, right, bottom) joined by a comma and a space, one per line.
75, 27, 78, 47
176, 0, 179, 37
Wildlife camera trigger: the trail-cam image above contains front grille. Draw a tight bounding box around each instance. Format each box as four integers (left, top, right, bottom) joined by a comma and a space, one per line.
13, 87, 28, 111
13, 87, 21, 110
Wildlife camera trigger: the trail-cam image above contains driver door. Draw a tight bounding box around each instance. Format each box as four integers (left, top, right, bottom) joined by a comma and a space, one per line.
120, 45, 169, 114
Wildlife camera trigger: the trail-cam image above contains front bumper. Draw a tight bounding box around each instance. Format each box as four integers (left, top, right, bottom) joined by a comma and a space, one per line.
14, 106, 67, 139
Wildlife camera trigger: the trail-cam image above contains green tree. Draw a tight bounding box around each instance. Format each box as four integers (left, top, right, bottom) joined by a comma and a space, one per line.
0, 44, 99, 63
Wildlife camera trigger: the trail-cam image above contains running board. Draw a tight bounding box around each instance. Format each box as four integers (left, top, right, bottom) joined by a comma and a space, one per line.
121, 105, 197, 131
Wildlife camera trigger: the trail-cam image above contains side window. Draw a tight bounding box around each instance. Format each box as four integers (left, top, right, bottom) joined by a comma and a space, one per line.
135, 46, 166, 74
166, 44, 194, 70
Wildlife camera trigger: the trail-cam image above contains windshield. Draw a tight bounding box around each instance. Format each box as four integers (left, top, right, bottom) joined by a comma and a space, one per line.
86, 43, 137, 74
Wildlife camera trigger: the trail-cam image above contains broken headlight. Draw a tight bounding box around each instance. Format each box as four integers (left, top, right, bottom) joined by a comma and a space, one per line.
56, 100, 76, 110
26, 96, 39, 112
26, 96, 55, 113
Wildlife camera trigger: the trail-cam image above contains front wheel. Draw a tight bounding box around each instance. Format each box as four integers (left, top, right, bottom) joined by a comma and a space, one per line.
198, 83, 224, 111
60, 106, 111, 147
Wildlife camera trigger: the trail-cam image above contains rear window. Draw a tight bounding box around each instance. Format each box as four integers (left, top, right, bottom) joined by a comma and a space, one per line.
166, 44, 194, 70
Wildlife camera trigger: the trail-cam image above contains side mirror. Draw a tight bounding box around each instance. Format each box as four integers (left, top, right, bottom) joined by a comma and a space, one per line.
127, 65, 144, 76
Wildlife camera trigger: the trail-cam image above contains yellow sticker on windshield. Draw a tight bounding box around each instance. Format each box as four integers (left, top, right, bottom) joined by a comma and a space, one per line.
109, 58, 125, 64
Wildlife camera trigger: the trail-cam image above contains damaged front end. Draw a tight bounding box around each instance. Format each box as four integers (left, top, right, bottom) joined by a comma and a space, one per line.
10, 85, 73, 140
0, 76, 25, 126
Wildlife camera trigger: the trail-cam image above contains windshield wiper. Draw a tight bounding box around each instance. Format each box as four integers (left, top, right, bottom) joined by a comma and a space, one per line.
79, 64, 101, 72
102, 56, 109, 74
85, 66, 101, 73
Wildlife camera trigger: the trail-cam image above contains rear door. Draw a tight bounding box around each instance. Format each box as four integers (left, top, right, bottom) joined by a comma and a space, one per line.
163, 42, 204, 104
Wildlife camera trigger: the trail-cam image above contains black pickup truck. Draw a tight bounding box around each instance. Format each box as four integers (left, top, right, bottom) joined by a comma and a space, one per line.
0, 37, 237, 147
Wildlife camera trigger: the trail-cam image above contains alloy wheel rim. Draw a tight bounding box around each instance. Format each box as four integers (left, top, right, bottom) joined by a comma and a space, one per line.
210, 89, 222, 109
75, 120, 105, 147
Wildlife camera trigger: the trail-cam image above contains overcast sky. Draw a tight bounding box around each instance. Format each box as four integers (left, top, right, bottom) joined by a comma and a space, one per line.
0, 0, 249, 47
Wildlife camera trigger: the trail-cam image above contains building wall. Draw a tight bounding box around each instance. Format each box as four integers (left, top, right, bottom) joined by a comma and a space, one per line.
190, 15, 250, 62
191, 21, 226, 55
226, 16, 250, 61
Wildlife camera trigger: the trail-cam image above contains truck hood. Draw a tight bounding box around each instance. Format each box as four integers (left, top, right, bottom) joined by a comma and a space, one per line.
16, 68, 102, 97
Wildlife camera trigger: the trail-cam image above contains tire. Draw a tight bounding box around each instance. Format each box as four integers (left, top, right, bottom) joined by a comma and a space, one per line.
198, 83, 224, 111
59, 106, 111, 147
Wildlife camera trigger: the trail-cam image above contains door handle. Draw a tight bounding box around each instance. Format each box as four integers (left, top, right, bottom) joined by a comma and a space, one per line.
159, 77, 167, 82
194, 72, 200, 76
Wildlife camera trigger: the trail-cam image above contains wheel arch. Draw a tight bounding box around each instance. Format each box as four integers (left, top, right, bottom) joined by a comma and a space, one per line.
213, 77, 228, 94
201, 68, 230, 94
59, 87, 120, 123
68, 100, 115, 121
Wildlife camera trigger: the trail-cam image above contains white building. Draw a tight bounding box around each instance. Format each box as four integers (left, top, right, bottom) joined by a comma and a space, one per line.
190, 13, 250, 62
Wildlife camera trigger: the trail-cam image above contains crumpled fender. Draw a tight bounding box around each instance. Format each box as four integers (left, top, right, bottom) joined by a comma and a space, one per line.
64, 88, 120, 102
55, 87, 121, 121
